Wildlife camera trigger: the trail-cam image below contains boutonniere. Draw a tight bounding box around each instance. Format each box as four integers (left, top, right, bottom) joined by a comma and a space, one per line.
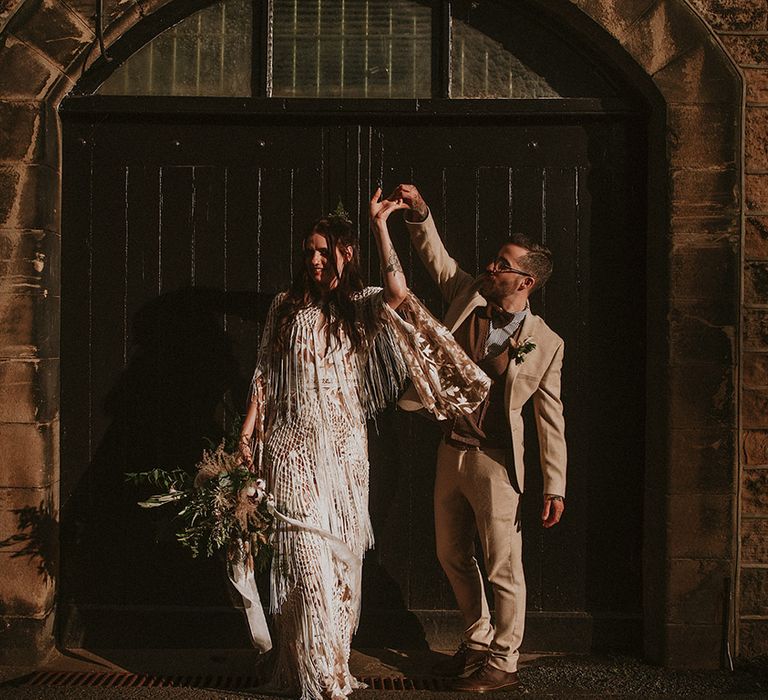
510, 336, 536, 365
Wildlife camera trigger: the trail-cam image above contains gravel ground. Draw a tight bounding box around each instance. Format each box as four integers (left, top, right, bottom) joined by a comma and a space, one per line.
1, 652, 766, 698
517, 653, 767, 696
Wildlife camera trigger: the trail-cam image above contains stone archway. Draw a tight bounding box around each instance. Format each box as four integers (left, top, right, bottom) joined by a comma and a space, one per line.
0, 0, 742, 667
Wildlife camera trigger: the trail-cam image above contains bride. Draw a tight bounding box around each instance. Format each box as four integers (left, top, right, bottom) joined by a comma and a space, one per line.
238, 190, 489, 699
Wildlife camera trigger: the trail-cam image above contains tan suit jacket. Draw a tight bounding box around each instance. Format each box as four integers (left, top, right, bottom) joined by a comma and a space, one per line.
398, 213, 567, 497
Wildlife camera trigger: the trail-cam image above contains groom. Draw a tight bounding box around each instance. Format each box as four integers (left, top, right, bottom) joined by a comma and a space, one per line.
394, 184, 567, 692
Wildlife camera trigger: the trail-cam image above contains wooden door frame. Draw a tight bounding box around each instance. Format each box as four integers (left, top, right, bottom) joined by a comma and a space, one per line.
61, 96, 642, 118
59, 97, 652, 654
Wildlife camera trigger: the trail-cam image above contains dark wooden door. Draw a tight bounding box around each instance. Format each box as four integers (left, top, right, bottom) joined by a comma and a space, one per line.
358, 119, 646, 651
60, 105, 645, 651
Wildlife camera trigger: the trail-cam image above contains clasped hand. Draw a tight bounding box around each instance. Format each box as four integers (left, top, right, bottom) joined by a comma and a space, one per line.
369, 187, 409, 225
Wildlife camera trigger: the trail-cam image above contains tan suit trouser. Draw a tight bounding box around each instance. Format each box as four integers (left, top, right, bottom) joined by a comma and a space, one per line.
434, 441, 525, 673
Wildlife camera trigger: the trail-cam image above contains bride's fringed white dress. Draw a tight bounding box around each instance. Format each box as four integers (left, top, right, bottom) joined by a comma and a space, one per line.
248, 287, 489, 700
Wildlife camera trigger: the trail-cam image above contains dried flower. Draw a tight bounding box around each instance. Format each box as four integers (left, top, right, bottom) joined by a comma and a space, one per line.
126, 441, 275, 572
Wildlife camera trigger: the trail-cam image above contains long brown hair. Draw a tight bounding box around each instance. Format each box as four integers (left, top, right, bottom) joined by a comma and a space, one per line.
274, 216, 373, 354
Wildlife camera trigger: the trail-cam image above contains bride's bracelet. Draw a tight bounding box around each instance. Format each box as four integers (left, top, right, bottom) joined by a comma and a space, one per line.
239, 434, 252, 446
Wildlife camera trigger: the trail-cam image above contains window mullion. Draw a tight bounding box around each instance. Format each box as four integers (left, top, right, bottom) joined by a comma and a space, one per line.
253, 0, 271, 97
432, 0, 451, 99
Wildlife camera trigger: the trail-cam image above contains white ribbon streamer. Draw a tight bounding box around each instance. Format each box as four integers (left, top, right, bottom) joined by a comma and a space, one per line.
228, 561, 272, 651
228, 501, 362, 652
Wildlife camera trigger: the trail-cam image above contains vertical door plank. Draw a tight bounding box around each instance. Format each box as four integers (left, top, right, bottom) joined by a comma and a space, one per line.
155, 166, 196, 468
186, 166, 233, 452
259, 168, 295, 295
443, 165, 482, 279
584, 120, 644, 615
60, 133, 96, 604
87, 163, 132, 604
477, 166, 513, 266
122, 163, 167, 605
539, 165, 585, 611
124, 164, 162, 477
289, 166, 326, 280
60, 135, 93, 507
225, 164, 264, 379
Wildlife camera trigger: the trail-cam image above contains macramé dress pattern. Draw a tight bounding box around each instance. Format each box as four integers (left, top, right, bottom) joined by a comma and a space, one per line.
249, 287, 490, 700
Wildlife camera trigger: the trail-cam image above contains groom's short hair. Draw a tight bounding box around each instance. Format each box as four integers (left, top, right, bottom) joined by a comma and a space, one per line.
509, 233, 553, 291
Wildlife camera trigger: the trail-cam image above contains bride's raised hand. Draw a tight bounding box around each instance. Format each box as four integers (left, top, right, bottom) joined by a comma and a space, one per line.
369, 187, 409, 227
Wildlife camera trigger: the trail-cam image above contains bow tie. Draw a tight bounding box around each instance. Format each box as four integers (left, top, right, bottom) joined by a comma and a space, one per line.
484, 304, 514, 327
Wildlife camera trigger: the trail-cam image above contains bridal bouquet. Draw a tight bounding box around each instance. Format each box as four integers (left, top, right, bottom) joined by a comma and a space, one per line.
125, 443, 274, 573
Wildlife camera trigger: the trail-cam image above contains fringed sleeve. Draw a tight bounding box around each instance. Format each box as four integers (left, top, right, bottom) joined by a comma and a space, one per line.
352, 288, 409, 416
355, 288, 490, 420
248, 292, 285, 472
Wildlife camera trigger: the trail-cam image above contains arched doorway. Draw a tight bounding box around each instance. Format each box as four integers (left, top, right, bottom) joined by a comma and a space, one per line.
59, 0, 651, 652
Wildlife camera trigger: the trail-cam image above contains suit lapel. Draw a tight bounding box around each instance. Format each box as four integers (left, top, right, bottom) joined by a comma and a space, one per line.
504, 313, 540, 407
447, 290, 486, 333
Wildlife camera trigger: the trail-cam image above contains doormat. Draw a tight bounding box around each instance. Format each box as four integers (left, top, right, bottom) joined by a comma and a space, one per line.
4, 671, 449, 691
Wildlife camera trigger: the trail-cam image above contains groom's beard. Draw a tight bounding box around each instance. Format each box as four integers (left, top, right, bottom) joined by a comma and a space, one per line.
475, 273, 505, 302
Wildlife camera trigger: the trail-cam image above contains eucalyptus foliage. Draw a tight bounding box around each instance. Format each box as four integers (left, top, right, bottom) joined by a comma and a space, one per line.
126, 443, 274, 572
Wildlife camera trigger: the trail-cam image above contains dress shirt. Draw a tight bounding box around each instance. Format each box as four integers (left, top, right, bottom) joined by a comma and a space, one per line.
484, 302, 530, 359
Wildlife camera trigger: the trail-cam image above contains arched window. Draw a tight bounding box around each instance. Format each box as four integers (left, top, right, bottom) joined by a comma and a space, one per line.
271, 0, 432, 98
98, 0, 253, 97
92, 0, 619, 99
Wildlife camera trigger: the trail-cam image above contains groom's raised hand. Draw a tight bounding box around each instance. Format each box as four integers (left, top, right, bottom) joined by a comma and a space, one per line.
388, 184, 429, 221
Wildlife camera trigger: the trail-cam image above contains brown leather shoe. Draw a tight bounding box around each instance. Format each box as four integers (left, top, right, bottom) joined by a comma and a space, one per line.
432, 642, 489, 677
452, 663, 520, 693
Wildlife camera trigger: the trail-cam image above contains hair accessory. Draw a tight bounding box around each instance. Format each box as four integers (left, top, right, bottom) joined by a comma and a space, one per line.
329, 198, 352, 223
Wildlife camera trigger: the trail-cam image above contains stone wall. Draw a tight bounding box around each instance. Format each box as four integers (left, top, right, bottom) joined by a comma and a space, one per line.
0, 0, 761, 668
0, 0, 94, 664
568, 0, 745, 668
696, 0, 768, 660
575, 0, 768, 665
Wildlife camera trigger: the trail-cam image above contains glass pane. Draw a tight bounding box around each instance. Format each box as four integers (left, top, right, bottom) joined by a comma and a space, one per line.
450, 0, 618, 99
272, 0, 432, 98
98, 0, 252, 97
452, 20, 559, 98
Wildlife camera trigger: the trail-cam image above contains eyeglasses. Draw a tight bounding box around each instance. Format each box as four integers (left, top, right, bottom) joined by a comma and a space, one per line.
489, 258, 534, 278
